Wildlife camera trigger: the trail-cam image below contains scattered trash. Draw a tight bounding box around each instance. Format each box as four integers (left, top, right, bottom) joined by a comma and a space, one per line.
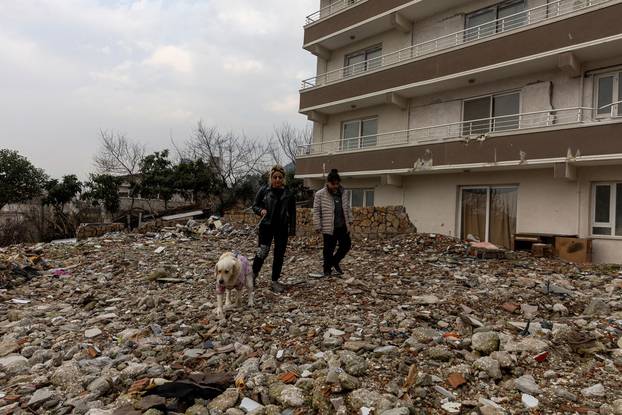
533, 351, 549, 362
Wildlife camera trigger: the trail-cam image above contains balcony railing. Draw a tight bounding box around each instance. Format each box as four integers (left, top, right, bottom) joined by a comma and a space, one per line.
301, 0, 612, 89
305, 0, 366, 25
297, 106, 622, 156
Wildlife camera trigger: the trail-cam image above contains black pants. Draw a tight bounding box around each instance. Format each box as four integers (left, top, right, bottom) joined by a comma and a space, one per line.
252, 225, 288, 282
323, 227, 352, 273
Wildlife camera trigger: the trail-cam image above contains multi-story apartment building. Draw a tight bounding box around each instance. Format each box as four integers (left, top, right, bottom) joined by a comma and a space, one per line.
296, 0, 622, 263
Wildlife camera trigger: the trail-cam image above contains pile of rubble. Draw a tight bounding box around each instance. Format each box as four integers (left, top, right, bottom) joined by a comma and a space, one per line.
0, 228, 621, 414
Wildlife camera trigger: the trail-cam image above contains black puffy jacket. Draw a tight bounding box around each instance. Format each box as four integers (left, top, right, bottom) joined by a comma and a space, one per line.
252, 185, 296, 236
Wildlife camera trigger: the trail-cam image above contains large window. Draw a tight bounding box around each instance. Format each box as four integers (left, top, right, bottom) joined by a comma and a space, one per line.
592, 183, 622, 237
462, 92, 520, 135
465, 0, 526, 42
460, 186, 518, 248
595, 71, 622, 117
341, 117, 378, 150
351, 189, 374, 207
344, 45, 382, 77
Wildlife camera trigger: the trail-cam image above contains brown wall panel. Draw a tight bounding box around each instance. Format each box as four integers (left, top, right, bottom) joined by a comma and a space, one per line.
300, 4, 622, 110
304, 0, 413, 45
296, 123, 622, 175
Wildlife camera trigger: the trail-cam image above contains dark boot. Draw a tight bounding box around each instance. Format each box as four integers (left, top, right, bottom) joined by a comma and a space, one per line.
271, 281, 287, 293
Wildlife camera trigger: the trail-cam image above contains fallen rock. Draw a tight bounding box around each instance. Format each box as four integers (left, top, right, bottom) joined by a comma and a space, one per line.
208, 388, 239, 411
84, 328, 103, 339
471, 332, 500, 355
581, 383, 606, 398
441, 402, 462, 414
0, 340, 20, 357
51, 362, 84, 394
276, 385, 305, 407
27, 388, 56, 407
239, 398, 263, 413
583, 298, 610, 316
503, 337, 549, 353
412, 295, 440, 304
514, 375, 541, 395
473, 357, 502, 380
0, 354, 29, 374
521, 393, 539, 409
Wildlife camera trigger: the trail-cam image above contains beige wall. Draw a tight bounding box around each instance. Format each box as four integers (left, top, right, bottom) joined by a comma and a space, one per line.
410, 68, 581, 128
402, 168, 580, 237
314, 163, 622, 263
337, 177, 404, 207
312, 67, 585, 147
316, 104, 409, 151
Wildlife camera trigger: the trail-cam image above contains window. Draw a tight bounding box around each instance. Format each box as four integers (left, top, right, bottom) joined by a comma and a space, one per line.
592, 183, 622, 237
341, 117, 378, 150
465, 0, 526, 42
460, 186, 518, 248
351, 189, 374, 207
595, 71, 622, 117
462, 92, 520, 135
344, 45, 382, 77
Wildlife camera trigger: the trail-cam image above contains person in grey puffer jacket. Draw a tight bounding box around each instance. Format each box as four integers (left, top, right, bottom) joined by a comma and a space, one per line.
313, 169, 353, 277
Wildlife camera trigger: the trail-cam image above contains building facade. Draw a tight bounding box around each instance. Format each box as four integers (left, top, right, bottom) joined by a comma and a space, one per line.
296, 0, 622, 263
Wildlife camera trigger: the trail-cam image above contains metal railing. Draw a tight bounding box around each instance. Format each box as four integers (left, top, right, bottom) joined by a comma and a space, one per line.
301, 0, 611, 89
296, 106, 622, 156
305, 0, 365, 25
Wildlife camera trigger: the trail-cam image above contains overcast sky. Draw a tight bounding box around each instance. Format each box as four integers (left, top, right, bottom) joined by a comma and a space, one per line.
0, 0, 316, 179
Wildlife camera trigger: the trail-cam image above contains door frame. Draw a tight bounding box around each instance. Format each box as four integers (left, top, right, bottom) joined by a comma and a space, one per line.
458, 185, 519, 243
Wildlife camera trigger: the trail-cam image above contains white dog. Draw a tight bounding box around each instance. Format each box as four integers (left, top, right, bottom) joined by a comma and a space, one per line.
214, 252, 254, 318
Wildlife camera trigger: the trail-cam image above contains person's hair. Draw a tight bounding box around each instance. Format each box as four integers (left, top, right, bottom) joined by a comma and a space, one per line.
269, 164, 286, 185
326, 168, 341, 183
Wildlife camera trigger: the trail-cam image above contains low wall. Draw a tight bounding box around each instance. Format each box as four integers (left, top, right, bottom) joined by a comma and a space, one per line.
226, 206, 416, 239
76, 223, 125, 240
135, 218, 191, 233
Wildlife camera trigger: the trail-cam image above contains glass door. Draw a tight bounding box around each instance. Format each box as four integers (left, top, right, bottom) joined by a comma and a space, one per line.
342, 121, 360, 151
460, 186, 518, 248
360, 118, 378, 148
461, 188, 488, 242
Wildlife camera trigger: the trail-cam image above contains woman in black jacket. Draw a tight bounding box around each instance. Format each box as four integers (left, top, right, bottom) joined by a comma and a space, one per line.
252, 165, 296, 293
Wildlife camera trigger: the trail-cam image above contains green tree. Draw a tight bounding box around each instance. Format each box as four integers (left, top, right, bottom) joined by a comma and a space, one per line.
140, 150, 175, 208
172, 158, 215, 203
44, 175, 82, 207
0, 149, 47, 210
82, 174, 122, 214
43, 175, 83, 237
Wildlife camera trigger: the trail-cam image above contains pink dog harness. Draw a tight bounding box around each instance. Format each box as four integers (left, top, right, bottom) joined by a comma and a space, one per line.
216, 254, 250, 294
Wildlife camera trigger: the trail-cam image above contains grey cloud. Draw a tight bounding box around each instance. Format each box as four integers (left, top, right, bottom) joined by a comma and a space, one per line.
0, 0, 316, 178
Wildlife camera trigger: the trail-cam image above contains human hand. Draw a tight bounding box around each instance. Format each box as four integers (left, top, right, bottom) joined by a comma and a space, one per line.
260, 209, 267, 217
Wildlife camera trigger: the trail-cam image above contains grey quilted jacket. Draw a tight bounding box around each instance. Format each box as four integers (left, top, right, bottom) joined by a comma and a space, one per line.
313, 186, 353, 235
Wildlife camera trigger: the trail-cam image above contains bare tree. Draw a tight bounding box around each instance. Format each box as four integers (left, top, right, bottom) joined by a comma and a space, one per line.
93, 130, 146, 211
272, 122, 312, 167
185, 122, 273, 212
94, 130, 145, 176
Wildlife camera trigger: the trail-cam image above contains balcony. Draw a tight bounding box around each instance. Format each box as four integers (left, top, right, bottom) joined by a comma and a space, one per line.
298, 106, 622, 157
296, 106, 622, 177
305, 0, 366, 25
302, 0, 612, 90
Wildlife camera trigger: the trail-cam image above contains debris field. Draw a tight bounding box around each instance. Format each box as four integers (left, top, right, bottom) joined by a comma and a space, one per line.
1, 223, 621, 415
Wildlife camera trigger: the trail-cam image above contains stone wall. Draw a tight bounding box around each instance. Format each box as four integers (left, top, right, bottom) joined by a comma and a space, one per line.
226, 206, 416, 239
76, 223, 126, 240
